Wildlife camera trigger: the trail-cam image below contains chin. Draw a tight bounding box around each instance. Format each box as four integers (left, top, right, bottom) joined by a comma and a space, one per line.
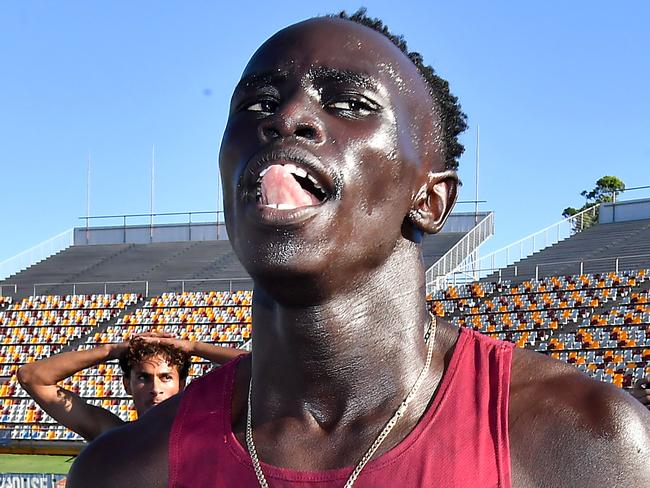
250, 259, 337, 306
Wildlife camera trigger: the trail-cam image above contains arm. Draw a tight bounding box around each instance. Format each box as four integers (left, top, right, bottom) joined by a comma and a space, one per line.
17, 343, 128, 441
67, 394, 178, 488
138, 332, 247, 364
630, 376, 650, 410
188, 340, 248, 364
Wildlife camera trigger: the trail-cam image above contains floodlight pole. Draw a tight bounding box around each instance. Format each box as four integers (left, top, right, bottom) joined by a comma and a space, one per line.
475, 124, 480, 223
150, 144, 155, 241
86, 152, 91, 244
474, 125, 481, 280
86, 152, 91, 223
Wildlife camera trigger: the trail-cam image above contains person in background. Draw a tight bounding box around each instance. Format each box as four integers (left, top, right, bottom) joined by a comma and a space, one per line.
18, 332, 245, 441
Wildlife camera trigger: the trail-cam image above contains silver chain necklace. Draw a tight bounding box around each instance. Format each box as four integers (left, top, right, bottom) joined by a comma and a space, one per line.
246, 315, 437, 488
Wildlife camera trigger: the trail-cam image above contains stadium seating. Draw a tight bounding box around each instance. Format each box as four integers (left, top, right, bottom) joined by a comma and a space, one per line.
0, 293, 141, 442
1, 268, 648, 446
1, 291, 251, 443
429, 270, 650, 388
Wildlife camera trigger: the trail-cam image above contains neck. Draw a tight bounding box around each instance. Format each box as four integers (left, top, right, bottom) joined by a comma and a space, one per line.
250, 244, 433, 430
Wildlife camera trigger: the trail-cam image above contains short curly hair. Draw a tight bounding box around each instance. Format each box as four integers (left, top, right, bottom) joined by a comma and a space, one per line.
335, 8, 468, 170
119, 338, 191, 381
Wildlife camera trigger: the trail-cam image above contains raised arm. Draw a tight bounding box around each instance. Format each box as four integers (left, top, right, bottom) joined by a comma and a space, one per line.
17, 343, 128, 441
631, 376, 650, 410
137, 332, 248, 365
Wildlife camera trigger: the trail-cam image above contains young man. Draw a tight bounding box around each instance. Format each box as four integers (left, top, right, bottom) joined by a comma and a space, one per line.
68, 11, 650, 487
18, 333, 245, 441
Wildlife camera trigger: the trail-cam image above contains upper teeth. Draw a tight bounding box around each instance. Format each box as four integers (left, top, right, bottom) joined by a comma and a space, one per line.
257, 164, 323, 191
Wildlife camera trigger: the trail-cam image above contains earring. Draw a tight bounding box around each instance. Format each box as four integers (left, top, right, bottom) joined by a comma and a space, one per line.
408, 208, 424, 225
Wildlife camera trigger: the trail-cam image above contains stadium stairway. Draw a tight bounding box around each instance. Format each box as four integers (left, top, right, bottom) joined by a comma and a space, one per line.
421, 232, 466, 267
486, 219, 650, 283
1, 231, 468, 300
2, 244, 136, 298
181, 242, 250, 292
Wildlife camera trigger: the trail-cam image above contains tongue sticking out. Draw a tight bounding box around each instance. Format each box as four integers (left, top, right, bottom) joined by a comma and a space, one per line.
260, 164, 321, 209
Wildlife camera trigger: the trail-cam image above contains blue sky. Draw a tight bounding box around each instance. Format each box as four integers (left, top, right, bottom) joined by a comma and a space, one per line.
1, 1, 649, 264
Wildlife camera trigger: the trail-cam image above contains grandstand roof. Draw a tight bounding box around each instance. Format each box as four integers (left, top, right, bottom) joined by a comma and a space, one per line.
1, 232, 467, 298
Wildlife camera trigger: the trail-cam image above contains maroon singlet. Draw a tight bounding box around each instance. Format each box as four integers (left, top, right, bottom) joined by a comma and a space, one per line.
169, 327, 513, 487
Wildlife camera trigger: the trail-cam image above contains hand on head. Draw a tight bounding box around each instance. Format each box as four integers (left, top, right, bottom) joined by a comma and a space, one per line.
132, 330, 193, 354
631, 377, 650, 409
135, 330, 175, 340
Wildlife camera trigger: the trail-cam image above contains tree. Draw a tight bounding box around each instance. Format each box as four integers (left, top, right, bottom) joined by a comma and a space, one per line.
580, 176, 626, 204
562, 176, 625, 229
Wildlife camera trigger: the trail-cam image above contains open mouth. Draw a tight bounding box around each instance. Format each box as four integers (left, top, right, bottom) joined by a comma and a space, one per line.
255, 162, 328, 209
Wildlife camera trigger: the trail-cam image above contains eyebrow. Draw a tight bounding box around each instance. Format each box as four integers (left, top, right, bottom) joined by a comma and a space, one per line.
234, 66, 377, 92
307, 66, 377, 90
235, 70, 289, 92
135, 370, 174, 377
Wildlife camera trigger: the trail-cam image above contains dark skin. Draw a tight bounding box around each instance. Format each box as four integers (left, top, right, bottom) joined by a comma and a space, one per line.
68, 18, 650, 487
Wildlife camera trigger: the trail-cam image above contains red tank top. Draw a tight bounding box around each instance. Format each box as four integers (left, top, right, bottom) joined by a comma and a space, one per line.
169, 327, 513, 487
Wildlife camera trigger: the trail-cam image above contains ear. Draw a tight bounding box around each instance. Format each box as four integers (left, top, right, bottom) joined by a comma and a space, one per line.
408, 170, 459, 234
122, 376, 132, 396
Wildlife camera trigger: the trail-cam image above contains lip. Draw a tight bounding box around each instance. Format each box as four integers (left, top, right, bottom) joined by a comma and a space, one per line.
241, 146, 338, 227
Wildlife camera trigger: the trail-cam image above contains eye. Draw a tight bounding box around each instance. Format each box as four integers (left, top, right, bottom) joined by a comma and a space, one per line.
325, 98, 378, 117
244, 99, 278, 114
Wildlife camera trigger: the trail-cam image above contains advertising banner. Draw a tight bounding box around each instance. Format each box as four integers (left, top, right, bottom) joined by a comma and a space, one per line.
0, 474, 66, 488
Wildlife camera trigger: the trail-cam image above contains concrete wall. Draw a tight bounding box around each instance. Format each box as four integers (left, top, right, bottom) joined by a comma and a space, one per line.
74, 221, 229, 245
599, 198, 650, 224
441, 212, 491, 233
73, 212, 488, 246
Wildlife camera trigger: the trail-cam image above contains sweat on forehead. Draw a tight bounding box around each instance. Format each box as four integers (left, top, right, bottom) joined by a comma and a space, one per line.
240, 16, 443, 165
247, 18, 431, 95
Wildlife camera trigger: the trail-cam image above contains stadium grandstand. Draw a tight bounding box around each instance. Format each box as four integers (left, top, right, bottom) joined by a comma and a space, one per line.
0, 210, 491, 455
0, 199, 648, 467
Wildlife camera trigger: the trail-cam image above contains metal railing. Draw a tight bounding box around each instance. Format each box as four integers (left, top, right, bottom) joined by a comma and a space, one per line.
0, 228, 74, 281
439, 252, 650, 285
425, 212, 494, 293
76, 210, 227, 245
167, 277, 253, 293
430, 205, 600, 291
79, 210, 224, 228
31, 280, 149, 297
0, 283, 17, 296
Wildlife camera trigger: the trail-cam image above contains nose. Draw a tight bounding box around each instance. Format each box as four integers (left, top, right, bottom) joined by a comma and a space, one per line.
258, 97, 325, 144
151, 377, 164, 395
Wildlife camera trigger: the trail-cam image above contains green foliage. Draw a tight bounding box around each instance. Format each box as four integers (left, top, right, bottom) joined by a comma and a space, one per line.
580, 176, 625, 203
561, 206, 579, 218
562, 176, 626, 229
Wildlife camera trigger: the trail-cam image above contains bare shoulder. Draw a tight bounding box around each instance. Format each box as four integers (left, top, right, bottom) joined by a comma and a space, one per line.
508, 348, 650, 488
67, 393, 181, 488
